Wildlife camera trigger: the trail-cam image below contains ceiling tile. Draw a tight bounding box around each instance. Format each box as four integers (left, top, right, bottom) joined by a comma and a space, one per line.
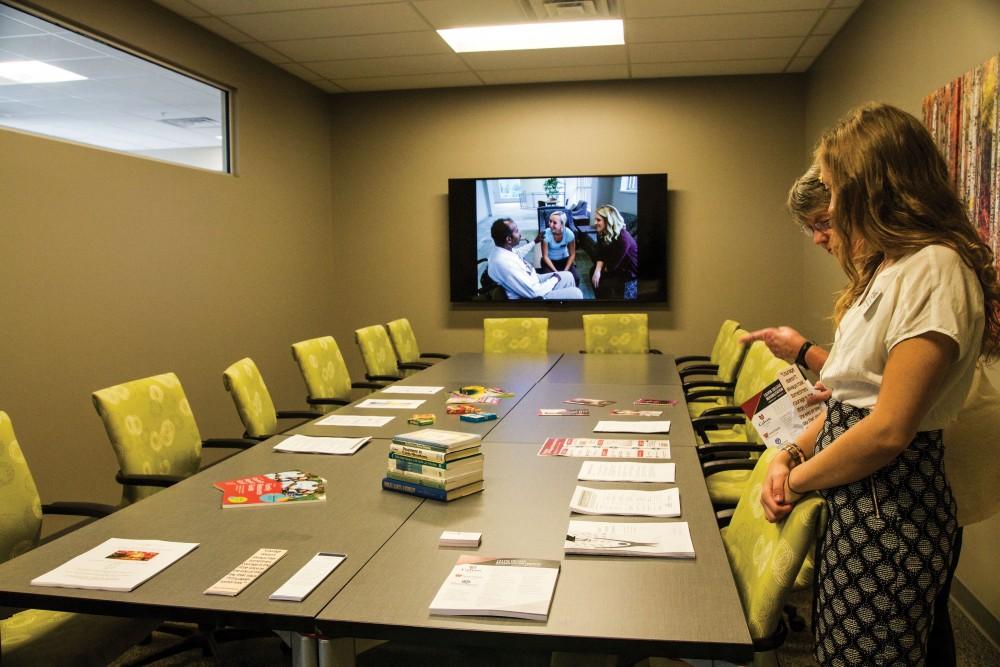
0, 34, 107, 60
187, 0, 387, 15
269, 31, 449, 61
0, 12, 48, 37
797, 33, 833, 58
786, 56, 814, 72
239, 41, 292, 63
151, 0, 210, 18
278, 62, 324, 81
462, 45, 627, 70
831, 0, 862, 7
624, 0, 829, 19
631, 58, 788, 78
629, 37, 802, 63
335, 71, 481, 92
223, 4, 430, 41
191, 16, 255, 43
313, 79, 347, 93
53, 56, 151, 80
479, 64, 630, 85
309, 53, 469, 79
815, 7, 857, 34
411, 0, 529, 29
626, 11, 822, 43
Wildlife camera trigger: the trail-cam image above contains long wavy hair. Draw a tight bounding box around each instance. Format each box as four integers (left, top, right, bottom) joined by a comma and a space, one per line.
595, 204, 626, 243
817, 102, 1000, 360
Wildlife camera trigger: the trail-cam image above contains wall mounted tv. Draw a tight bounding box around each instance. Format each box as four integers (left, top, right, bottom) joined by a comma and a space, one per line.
449, 173, 668, 305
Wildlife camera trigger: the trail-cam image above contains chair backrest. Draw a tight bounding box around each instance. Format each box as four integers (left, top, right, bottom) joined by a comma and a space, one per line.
291, 336, 354, 406
92, 373, 203, 505
582, 313, 650, 354
723, 447, 826, 644
355, 324, 401, 379
483, 317, 549, 354
222, 357, 278, 439
0, 411, 42, 564
716, 326, 751, 384
385, 318, 421, 364
710, 319, 741, 365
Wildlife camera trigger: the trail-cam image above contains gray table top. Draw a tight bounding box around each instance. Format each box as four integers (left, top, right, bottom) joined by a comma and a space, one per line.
0, 439, 419, 632
543, 354, 682, 385
399, 353, 563, 385
314, 442, 752, 662
484, 383, 698, 447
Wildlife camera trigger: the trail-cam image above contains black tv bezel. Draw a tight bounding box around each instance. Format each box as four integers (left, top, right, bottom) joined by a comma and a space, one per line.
448, 173, 669, 307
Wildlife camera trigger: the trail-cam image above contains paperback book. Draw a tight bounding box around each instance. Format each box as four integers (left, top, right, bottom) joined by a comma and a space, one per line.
381, 477, 484, 502
429, 555, 560, 621
392, 428, 481, 452
215, 470, 326, 509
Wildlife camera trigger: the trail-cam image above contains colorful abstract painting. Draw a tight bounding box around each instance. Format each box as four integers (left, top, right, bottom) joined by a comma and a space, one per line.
923, 54, 1000, 271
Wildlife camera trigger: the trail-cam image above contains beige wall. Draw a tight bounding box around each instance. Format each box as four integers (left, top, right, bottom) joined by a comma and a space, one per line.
327, 76, 806, 375
0, 0, 335, 504
800, 0, 1000, 626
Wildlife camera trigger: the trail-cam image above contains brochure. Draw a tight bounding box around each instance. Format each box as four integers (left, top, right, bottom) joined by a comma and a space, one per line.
577, 461, 676, 483
594, 420, 670, 434
538, 437, 671, 459
356, 398, 425, 410
315, 414, 393, 427
565, 521, 695, 558
740, 366, 825, 448
610, 410, 663, 417
272, 434, 370, 455
30, 538, 199, 592
538, 408, 590, 416
428, 555, 560, 621
569, 486, 680, 517
634, 398, 678, 406
563, 398, 614, 407
216, 470, 326, 508
379, 385, 444, 394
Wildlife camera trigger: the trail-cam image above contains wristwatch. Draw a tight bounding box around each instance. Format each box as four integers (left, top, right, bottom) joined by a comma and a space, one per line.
795, 340, 814, 370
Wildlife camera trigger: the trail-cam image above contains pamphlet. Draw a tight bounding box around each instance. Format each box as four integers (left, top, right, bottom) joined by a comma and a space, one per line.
538, 437, 671, 459
30, 538, 199, 592
315, 414, 393, 427
428, 555, 560, 621
634, 398, 678, 406
379, 386, 444, 395
610, 410, 663, 417
563, 398, 614, 407
270, 552, 346, 602
594, 420, 670, 434
538, 408, 590, 416
216, 470, 326, 508
569, 486, 681, 517
740, 366, 824, 448
356, 398, 425, 410
272, 434, 370, 455
577, 461, 675, 483
204, 547, 287, 596
565, 521, 695, 558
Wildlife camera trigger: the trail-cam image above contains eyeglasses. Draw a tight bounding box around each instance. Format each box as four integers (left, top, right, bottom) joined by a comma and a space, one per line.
801, 218, 831, 236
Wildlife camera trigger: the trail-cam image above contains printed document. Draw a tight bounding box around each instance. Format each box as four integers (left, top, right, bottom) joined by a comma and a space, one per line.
538, 437, 671, 459
356, 398, 425, 409
31, 538, 199, 592
565, 520, 695, 558
569, 486, 681, 517
594, 420, 670, 434
429, 555, 560, 621
273, 434, 371, 455
741, 366, 824, 448
577, 461, 675, 483
315, 414, 393, 427
379, 386, 445, 395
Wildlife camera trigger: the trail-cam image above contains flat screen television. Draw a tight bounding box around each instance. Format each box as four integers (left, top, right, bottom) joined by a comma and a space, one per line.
449, 173, 668, 305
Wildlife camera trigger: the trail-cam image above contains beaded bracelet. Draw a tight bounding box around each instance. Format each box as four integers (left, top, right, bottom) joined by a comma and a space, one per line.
781, 443, 803, 467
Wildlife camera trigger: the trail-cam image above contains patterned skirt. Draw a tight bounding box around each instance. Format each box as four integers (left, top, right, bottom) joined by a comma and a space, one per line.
813, 400, 957, 666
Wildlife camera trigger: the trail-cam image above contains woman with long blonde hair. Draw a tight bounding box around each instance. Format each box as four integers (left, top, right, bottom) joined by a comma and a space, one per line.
761, 102, 1000, 666
591, 204, 639, 299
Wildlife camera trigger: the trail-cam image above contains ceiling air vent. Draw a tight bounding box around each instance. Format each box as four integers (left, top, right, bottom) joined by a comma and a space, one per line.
159, 116, 219, 128
524, 0, 618, 20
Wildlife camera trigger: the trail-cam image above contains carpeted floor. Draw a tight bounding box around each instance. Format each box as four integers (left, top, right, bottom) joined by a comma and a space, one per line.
113, 592, 999, 666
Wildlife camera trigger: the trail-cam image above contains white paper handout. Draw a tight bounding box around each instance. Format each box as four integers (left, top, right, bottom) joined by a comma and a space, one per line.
577, 461, 676, 483
270, 552, 346, 602
315, 414, 394, 427
273, 434, 371, 455
538, 437, 671, 459
356, 398, 425, 410
569, 486, 680, 517
429, 555, 560, 621
378, 385, 445, 395
594, 420, 670, 434
564, 520, 695, 558
741, 365, 825, 448
31, 538, 199, 592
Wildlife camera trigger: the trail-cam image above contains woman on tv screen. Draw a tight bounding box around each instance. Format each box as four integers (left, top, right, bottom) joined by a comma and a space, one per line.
590, 205, 638, 299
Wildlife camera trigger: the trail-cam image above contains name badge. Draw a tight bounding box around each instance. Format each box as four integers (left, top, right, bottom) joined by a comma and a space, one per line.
860, 289, 882, 318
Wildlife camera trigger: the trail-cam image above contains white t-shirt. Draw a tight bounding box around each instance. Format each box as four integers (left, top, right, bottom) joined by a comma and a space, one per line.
820, 245, 984, 430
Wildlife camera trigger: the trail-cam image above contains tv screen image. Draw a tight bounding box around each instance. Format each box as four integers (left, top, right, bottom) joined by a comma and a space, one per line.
449, 174, 668, 304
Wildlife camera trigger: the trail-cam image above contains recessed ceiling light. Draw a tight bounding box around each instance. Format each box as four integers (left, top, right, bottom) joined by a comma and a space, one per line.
0, 60, 87, 85
438, 19, 623, 53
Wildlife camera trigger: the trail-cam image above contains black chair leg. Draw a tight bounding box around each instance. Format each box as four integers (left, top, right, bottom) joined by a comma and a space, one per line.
784, 603, 807, 632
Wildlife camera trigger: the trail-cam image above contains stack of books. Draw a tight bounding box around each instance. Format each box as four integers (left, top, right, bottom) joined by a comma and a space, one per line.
382, 428, 484, 501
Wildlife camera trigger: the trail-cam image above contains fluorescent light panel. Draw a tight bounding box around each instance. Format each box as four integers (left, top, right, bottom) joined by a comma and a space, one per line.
0, 60, 87, 85
438, 19, 623, 53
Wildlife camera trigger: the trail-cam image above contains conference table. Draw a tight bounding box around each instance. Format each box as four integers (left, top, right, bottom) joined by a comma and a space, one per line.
0, 352, 753, 666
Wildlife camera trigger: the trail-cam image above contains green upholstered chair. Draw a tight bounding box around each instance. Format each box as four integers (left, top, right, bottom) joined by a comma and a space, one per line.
580, 313, 661, 354
675, 318, 741, 372
355, 324, 429, 382
92, 372, 254, 505
718, 447, 826, 667
291, 336, 383, 412
0, 411, 159, 667
483, 318, 549, 354
222, 357, 319, 439
385, 318, 449, 366
683, 323, 750, 418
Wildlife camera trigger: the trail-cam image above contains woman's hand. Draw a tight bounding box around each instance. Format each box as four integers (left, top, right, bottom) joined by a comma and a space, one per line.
760, 453, 796, 522
806, 381, 832, 406
592, 267, 602, 288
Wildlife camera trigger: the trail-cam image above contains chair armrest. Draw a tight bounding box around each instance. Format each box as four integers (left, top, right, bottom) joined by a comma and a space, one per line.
420, 353, 450, 359
679, 364, 719, 379
716, 507, 736, 528
42, 501, 117, 518
307, 397, 349, 407
697, 442, 766, 460
398, 362, 431, 371
203, 438, 257, 450
702, 458, 757, 477
685, 388, 735, 402
649, 348, 663, 355
675, 354, 710, 365
351, 381, 386, 391
367, 374, 402, 382
115, 471, 185, 487
276, 410, 324, 419
692, 415, 747, 440
682, 379, 731, 391
699, 406, 744, 418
